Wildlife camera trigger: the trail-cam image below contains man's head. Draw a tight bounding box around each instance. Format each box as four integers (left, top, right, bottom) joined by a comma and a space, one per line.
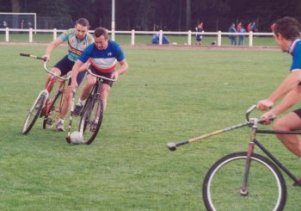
94, 27, 109, 50
272, 17, 301, 51
74, 18, 90, 40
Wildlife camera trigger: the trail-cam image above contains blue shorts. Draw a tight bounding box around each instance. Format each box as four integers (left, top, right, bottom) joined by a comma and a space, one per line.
196, 35, 202, 42
54, 55, 86, 85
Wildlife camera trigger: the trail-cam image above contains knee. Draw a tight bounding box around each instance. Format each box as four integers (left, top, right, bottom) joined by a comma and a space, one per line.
86, 76, 96, 86
100, 85, 110, 95
64, 87, 74, 100
272, 119, 288, 131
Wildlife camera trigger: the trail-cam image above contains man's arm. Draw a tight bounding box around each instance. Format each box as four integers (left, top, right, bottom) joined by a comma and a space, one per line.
271, 84, 301, 115
257, 71, 301, 110
260, 84, 301, 123
112, 59, 128, 80
43, 38, 63, 61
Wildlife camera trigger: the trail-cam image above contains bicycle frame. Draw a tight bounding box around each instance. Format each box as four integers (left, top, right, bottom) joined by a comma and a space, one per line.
83, 68, 117, 112
21, 54, 71, 134
240, 109, 301, 195
40, 63, 71, 115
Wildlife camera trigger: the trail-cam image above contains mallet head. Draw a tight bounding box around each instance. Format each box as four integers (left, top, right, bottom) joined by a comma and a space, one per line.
167, 142, 177, 151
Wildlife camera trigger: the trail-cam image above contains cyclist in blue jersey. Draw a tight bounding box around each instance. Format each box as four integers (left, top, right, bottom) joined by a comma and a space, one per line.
257, 17, 301, 157
67, 27, 128, 124
42, 18, 94, 131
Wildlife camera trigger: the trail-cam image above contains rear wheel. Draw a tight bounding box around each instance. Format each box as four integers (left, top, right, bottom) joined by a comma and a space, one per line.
79, 95, 103, 144
22, 92, 46, 134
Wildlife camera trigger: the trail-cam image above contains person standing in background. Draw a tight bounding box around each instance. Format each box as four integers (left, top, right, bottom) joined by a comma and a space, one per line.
195, 21, 204, 45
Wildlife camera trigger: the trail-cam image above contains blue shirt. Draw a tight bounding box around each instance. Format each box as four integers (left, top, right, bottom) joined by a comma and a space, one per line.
289, 39, 301, 72
79, 40, 125, 73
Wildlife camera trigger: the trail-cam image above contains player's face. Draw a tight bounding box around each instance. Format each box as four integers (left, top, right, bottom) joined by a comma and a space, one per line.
273, 33, 287, 52
75, 24, 88, 40
94, 35, 108, 50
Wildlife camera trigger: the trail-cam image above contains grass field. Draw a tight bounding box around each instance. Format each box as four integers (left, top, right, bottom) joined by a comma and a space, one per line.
1, 44, 301, 210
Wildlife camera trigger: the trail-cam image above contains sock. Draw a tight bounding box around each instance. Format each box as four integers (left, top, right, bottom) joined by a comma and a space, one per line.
77, 99, 86, 106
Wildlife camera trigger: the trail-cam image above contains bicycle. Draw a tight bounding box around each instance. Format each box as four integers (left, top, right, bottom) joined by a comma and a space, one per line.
20, 53, 71, 134
66, 68, 116, 145
167, 105, 301, 211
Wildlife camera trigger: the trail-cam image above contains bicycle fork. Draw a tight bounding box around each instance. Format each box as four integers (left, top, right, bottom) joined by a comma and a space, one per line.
240, 123, 258, 196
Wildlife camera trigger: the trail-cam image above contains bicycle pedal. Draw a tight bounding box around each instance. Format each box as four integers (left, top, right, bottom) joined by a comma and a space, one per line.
46, 118, 54, 126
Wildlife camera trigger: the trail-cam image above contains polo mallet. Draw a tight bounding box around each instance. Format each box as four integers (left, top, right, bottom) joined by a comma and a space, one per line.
167, 121, 250, 151
19, 53, 46, 61
66, 90, 76, 144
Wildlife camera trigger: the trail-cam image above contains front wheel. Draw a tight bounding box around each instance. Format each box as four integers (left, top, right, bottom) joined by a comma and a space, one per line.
78, 95, 103, 144
22, 92, 46, 134
202, 152, 286, 211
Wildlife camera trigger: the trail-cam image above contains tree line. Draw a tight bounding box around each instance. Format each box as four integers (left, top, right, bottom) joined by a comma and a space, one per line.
1, 0, 301, 31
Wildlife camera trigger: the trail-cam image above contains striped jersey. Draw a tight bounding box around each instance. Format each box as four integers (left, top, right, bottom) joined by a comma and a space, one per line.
78, 40, 125, 73
58, 28, 94, 62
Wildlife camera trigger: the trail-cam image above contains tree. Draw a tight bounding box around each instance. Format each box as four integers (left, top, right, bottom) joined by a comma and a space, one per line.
186, 0, 191, 30
10, 0, 20, 12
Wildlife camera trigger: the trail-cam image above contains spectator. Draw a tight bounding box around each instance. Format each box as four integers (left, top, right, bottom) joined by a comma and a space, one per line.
237, 22, 245, 45
195, 21, 204, 45
3, 20, 7, 28
251, 21, 257, 32
228, 23, 237, 45
247, 22, 252, 32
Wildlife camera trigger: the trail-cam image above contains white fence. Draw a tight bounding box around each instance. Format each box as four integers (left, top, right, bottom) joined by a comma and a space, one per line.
0, 27, 274, 47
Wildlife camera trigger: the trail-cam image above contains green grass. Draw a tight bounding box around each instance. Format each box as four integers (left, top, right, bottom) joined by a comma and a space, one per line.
1, 44, 301, 210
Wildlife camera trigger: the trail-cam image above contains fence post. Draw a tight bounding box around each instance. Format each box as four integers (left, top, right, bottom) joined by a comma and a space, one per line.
29, 28, 33, 43
249, 31, 253, 47
131, 29, 135, 46
5, 27, 9, 42
159, 30, 163, 45
53, 28, 57, 41
217, 31, 222, 46
188, 30, 192, 45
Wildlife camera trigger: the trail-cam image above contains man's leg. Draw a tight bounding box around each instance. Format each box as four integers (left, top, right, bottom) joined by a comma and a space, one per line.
273, 112, 301, 157
73, 75, 96, 115
44, 67, 61, 91
90, 83, 111, 131
99, 83, 111, 112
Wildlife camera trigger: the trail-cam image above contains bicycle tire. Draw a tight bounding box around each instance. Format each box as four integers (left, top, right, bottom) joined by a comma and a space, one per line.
79, 94, 103, 144
202, 152, 286, 211
21, 92, 46, 134
42, 90, 63, 129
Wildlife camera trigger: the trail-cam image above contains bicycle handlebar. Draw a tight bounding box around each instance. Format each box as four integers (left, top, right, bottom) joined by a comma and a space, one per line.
20, 53, 46, 61
245, 104, 257, 122
42, 62, 71, 81
245, 104, 275, 126
20, 53, 70, 81
87, 68, 117, 82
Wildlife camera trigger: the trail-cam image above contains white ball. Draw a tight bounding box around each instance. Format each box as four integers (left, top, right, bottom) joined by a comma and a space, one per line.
70, 131, 84, 144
